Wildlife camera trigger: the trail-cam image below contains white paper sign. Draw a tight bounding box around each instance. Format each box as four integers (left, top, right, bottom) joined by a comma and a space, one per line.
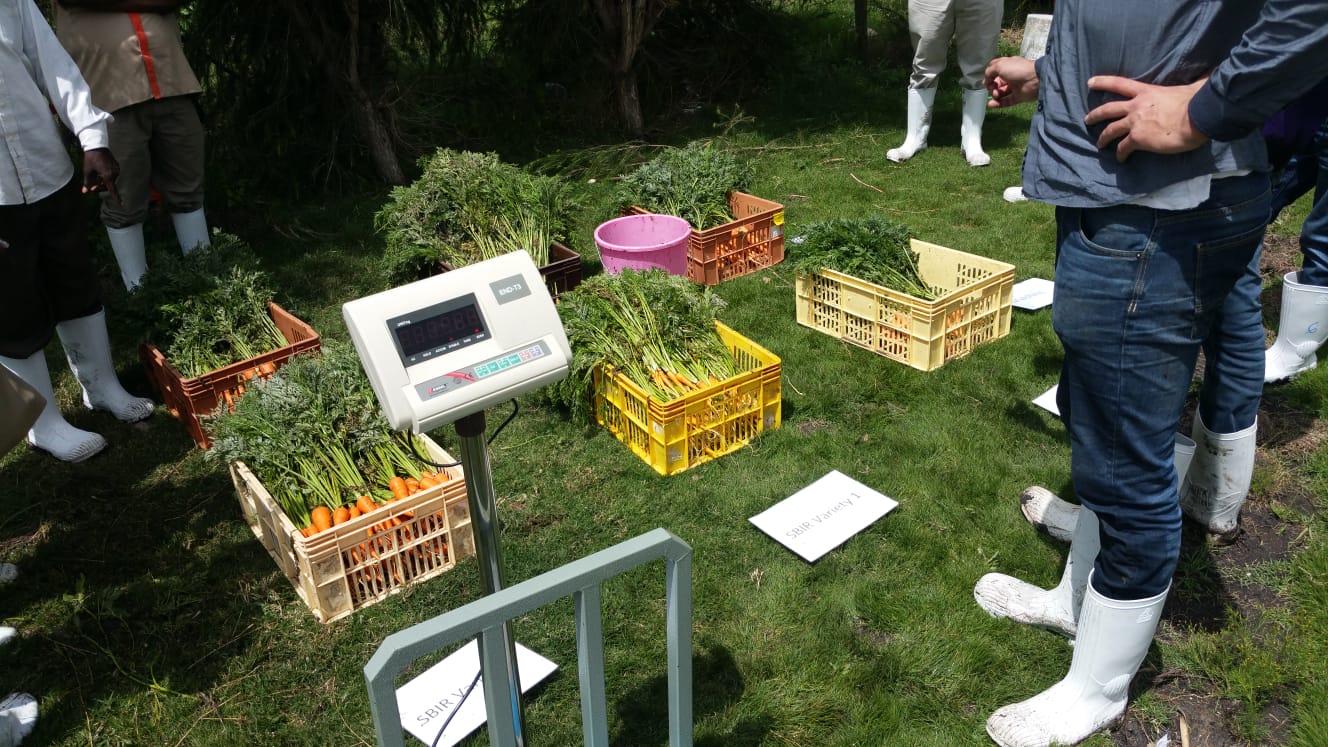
1012, 278, 1055, 310
749, 470, 898, 562
1033, 384, 1060, 417
396, 641, 557, 747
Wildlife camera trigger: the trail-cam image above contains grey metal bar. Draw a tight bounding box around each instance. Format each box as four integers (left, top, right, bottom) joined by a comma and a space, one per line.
364, 527, 693, 747
575, 584, 608, 747
666, 549, 692, 747
454, 411, 525, 746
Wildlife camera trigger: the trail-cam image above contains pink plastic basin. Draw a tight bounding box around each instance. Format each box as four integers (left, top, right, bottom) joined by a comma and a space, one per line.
594, 214, 692, 276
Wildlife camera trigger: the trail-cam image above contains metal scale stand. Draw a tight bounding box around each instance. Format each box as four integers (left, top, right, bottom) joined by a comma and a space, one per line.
344, 250, 573, 746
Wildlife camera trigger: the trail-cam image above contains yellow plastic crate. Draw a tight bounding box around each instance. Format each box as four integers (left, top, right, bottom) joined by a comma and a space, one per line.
229, 434, 474, 623
795, 239, 1015, 371
593, 321, 782, 476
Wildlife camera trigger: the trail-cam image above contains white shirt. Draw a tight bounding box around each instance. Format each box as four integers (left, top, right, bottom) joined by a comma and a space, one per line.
0, 0, 110, 206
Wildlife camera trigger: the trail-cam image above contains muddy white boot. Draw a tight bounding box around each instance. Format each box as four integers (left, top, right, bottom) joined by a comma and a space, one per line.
1020, 436, 1195, 545
0, 353, 106, 462
106, 223, 147, 291
985, 575, 1168, 747
1180, 414, 1255, 543
0, 692, 38, 746
55, 311, 154, 423
170, 208, 211, 255
1265, 271, 1328, 383
975, 506, 1098, 638
961, 88, 991, 166
886, 87, 935, 163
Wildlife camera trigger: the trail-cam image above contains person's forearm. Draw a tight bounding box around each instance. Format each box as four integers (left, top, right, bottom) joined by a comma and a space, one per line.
1189, 0, 1328, 142
56, 0, 183, 12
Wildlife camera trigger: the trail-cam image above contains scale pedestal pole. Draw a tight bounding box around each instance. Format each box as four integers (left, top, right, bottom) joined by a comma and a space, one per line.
455, 411, 527, 746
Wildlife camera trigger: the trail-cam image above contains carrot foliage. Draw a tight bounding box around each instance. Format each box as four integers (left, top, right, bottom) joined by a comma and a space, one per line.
549, 269, 739, 422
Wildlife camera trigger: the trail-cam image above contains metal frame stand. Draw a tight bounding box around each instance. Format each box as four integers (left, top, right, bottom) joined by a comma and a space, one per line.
454, 411, 527, 746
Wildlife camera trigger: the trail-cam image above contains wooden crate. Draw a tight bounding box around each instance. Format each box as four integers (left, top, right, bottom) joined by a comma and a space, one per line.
230, 434, 475, 623
795, 239, 1014, 371
139, 302, 320, 448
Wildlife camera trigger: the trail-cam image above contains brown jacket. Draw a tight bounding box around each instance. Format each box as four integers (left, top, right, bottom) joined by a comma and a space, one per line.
53, 4, 201, 113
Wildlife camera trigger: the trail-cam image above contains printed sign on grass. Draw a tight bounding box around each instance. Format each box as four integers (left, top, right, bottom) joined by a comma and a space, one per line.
397, 640, 557, 746
749, 470, 898, 562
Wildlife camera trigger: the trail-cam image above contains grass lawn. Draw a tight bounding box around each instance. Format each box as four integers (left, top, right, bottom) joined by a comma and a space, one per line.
3, 8, 1327, 747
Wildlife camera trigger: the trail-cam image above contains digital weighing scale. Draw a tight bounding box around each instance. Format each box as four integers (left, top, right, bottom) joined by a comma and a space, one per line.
344, 250, 572, 746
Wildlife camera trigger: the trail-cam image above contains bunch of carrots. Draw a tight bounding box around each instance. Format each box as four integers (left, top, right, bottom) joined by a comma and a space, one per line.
300, 471, 451, 537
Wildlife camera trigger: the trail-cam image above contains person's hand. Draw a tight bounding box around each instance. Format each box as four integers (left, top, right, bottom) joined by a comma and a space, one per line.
82, 147, 122, 205
1084, 76, 1210, 162
0, 237, 9, 251
985, 56, 1039, 108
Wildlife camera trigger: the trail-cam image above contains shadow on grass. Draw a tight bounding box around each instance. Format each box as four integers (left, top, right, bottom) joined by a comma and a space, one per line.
612, 639, 759, 746
0, 406, 275, 743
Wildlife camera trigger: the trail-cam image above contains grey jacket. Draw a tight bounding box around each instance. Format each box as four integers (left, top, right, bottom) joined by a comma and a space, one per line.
1023, 0, 1328, 208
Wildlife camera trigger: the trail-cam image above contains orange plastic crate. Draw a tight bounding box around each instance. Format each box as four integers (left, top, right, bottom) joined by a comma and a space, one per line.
795, 239, 1014, 371
593, 321, 782, 475
139, 302, 321, 448
627, 191, 785, 285
229, 434, 474, 623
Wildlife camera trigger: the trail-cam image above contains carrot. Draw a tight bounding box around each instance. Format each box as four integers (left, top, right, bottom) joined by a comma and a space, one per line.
300, 525, 317, 537
311, 505, 333, 533
357, 495, 377, 515
418, 476, 440, 490
348, 504, 362, 519
332, 506, 351, 525
388, 476, 409, 501
405, 477, 421, 495
258, 361, 277, 377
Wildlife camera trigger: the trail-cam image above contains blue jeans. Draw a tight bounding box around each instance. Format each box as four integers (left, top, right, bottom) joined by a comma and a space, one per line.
1271, 121, 1328, 286
1052, 172, 1271, 600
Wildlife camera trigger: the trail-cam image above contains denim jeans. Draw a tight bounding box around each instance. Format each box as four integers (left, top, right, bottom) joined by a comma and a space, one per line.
1271, 121, 1328, 286
1052, 172, 1271, 600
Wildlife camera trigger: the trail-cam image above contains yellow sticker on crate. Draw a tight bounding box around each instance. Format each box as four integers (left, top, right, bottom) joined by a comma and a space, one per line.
773, 211, 785, 226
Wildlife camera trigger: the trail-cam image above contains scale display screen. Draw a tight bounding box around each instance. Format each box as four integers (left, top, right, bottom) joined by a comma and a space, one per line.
388, 294, 489, 366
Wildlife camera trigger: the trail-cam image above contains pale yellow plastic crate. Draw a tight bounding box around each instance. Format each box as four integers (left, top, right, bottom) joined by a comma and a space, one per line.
230, 434, 474, 623
795, 239, 1015, 371
593, 321, 782, 476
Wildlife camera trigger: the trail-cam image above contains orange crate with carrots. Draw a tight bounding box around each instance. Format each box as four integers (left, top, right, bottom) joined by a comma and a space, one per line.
627, 191, 785, 285
229, 434, 474, 623
795, 239, 1014, 371
139, 302, 320, 448
593, 321, 781, 476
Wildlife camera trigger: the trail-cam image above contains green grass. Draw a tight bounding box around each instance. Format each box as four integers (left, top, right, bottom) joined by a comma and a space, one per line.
3, 6, 1327, 745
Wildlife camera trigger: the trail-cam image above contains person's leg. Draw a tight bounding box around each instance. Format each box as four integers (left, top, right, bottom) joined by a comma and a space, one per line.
986, 174, 1269, 746
1183, 248, 1263, 541
953, 0, 1001, 166
1266, 125, 1328, 381
0, 183, 107, 462
102, 104, 154, 290
149, 96, 210, 254
887, 0, 951, 162
39, 177, 154, 426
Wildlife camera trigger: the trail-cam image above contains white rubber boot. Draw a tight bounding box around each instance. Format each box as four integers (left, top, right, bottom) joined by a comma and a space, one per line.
974, 506, 1099, 638
0, 353, 106, 462
55, 310, 154, 423
0, 692, 38, 746
106, 223, 148, 291
1003, 186, 1029, 203
961, 88, 991, 167
979, 435, 1193, 637
1180, 413, 1255, 542
986, 575, 1168, 747
1020, 436, 1195, 545
1265, 271, 1328, 383
886, 87, 935, 163
170, 208, 211, 255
